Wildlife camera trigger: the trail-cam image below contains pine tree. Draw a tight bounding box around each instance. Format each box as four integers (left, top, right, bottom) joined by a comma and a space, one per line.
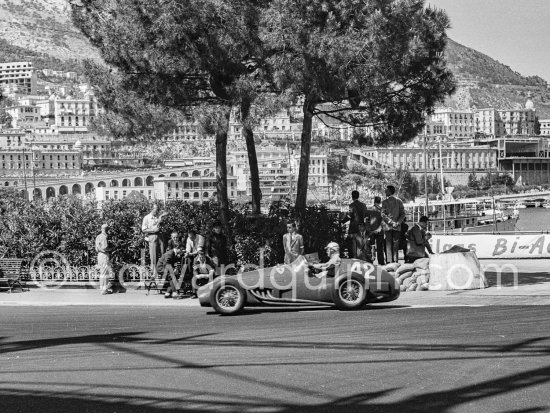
261, 0, 455, 214
69, 0, 269, 225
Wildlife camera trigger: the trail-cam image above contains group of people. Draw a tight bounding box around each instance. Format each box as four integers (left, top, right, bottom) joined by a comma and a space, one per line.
341, 186, 433, 265
94, 204, 228, 296
142, 204, 228, 298
94, 186, 433, 295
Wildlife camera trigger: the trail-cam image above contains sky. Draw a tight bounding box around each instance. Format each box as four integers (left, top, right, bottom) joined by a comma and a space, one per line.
426, 0, 550, 82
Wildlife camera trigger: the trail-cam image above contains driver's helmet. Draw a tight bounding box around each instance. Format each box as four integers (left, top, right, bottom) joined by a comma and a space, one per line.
325, 242, 340, 254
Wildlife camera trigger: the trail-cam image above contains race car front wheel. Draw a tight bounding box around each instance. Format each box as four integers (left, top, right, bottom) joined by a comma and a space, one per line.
211, 280, 246, 315
332, 274, 368, 311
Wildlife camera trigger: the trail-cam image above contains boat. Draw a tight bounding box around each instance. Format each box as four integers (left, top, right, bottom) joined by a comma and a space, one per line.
404, 197, 518, 234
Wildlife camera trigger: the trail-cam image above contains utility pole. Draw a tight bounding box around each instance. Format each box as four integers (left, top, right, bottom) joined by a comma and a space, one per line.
488, 145, 497, 231
438, 138, 446, 233
22, 146, 28, 199
424, 132, 428, 217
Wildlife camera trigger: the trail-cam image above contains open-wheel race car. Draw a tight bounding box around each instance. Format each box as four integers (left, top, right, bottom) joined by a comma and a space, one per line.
198, 256, 400, 315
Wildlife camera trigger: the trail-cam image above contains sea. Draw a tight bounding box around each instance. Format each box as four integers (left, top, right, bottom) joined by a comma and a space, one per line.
516, 208, 550, 232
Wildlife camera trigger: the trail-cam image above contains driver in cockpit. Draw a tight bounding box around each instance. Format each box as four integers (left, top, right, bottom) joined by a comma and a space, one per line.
311, 242, 341, 278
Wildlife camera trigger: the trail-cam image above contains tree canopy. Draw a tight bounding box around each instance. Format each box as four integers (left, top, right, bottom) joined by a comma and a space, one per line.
261, 0, 455, 212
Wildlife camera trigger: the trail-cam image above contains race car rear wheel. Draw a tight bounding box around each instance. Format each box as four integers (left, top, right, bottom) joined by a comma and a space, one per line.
332, 274, 368, 311
211, 280, 246, 315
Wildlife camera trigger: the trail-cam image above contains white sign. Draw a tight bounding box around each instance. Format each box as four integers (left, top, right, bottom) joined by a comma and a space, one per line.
430, 234, 550, 259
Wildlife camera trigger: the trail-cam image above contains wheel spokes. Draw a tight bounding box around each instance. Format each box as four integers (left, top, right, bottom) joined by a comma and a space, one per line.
218, 287, 239, 309
341, 281, 362, 303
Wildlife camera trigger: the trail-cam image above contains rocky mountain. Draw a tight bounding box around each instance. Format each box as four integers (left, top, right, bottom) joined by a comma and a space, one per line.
0, 0, 99, 64
1, 0, 549, 118
444, 39, 550, 118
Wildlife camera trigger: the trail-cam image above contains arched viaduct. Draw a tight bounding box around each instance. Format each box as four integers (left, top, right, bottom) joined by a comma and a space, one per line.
3, 167, 215, 201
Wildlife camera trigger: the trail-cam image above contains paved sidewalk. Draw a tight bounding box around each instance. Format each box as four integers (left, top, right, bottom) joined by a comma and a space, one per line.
1, 282, 549, 307
0, 289, 201, 307
1, 259, 548, 307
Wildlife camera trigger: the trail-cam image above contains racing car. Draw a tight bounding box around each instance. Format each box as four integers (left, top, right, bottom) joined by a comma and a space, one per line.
197, 255, 400, 315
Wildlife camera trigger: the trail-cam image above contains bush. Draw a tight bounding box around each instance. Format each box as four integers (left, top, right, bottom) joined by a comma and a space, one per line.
0, 193, 346, 271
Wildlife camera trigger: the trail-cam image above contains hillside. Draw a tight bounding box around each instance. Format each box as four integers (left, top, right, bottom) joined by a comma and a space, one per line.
0, 0, 99, 67
444, 39, 550, 118
0, 0, 549, 118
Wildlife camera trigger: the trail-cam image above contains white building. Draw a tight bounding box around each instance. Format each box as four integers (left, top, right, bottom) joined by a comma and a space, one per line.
425, 108, 475, 139
0, 62, 37, 94
5, 104, 44, 129
228, 146, 328, 201
474, 99, 536, 138
538, 119, 550, 136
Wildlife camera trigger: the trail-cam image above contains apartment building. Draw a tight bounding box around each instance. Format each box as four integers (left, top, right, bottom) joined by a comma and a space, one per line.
0, 148, 82, 176
0, 62, 37, 94
424, 108, 475, 139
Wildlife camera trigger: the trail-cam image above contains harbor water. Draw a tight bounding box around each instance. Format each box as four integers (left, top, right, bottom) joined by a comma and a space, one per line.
517, 207, 550, 232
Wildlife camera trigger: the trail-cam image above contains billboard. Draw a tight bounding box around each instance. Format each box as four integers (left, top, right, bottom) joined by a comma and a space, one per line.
430, 234, 550, 259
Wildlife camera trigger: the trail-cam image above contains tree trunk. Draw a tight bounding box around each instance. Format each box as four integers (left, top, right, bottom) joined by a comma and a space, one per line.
295, 96, 315, 216
241, 98, 262, 215
216, 110, 231, 239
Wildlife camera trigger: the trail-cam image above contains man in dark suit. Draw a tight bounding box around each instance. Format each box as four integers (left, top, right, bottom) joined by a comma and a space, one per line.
371, 196, 386, 265
341, 190, 368, 257
382, 185, 405, 263
352, 222, 372, 263
405, 216, 434, 263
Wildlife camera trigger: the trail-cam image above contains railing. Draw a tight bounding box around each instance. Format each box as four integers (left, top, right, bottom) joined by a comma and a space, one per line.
27, 264, 157, 283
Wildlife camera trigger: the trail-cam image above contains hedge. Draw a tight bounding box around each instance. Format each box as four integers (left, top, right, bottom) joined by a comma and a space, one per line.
0, 190, 346, 272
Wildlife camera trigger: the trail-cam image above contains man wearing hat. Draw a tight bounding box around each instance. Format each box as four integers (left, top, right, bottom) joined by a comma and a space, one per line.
311, 242, 341, 278
192, 246, 215, 298
95, 223, 113, 294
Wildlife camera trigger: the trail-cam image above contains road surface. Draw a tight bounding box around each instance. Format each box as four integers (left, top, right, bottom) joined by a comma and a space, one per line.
1, 305, 549, 412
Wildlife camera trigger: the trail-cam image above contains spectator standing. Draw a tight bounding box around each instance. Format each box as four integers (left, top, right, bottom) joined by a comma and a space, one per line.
405, 216, 434, 263
341, 190, 368, 257
184, 229, 205, 289
192, 247, 215, 298
142, 205, 166, 276
352, 222, 372, 263
206, 221, 228, 274
371, 196, 386, 265
283, 221, 304, 264
382, 185, 405, 263
95, 223, 113, 295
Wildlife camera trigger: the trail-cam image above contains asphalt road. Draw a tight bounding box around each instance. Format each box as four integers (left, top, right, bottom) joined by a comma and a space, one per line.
1, 305, 549, 413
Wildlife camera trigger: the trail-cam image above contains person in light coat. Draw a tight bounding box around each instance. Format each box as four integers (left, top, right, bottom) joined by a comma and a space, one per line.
283, 221, 304, 264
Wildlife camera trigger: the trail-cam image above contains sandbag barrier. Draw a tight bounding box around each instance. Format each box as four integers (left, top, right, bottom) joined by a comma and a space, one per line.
381, 258, 430, 292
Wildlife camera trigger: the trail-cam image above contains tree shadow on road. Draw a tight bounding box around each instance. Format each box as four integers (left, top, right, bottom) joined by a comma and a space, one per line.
2, 363, 550, 412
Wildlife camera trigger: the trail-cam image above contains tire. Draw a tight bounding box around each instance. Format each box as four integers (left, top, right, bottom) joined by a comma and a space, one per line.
210, 279, 246, 315
332, 274, 368, 311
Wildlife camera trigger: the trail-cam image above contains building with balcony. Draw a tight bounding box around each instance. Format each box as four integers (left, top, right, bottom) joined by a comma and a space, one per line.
153, 172, 238, 203
474, 100, 536, 138
0, 148, 82, 177
228, 146, 328, 201
424, 108, 475, 139
0, 62, 37, 94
